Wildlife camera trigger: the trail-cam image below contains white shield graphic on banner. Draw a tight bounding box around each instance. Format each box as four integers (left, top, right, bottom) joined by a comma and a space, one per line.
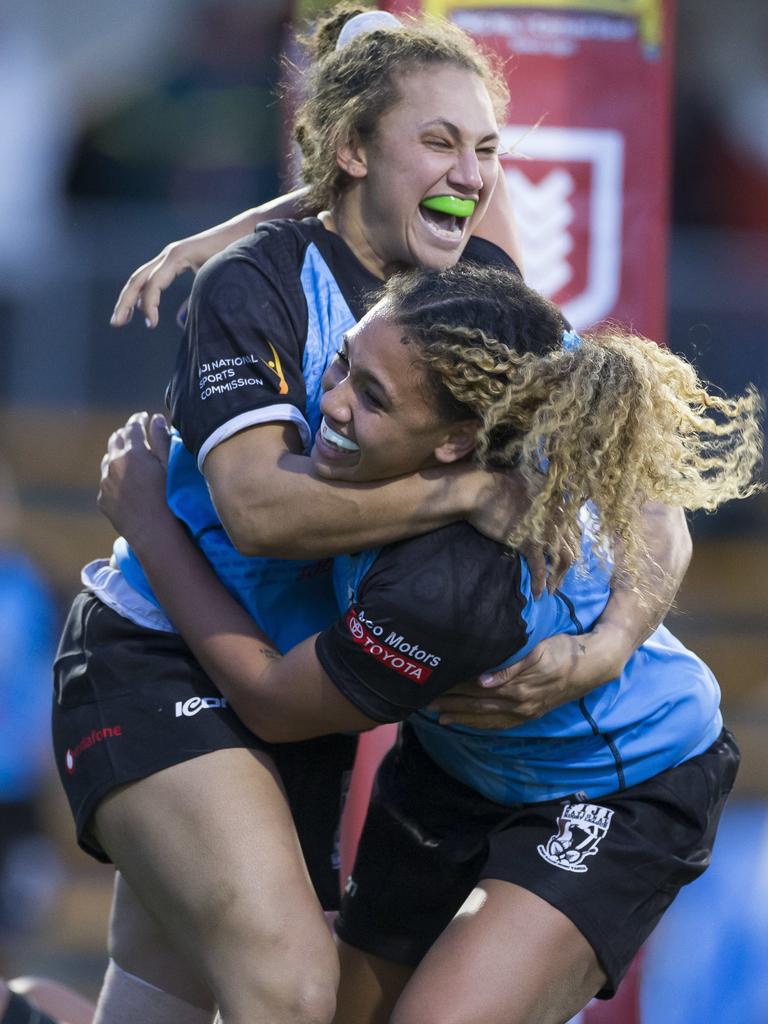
501, 125, 625, 330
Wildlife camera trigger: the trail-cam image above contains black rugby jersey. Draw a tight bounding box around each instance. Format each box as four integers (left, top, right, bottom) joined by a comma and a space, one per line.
315, 522, 529, 721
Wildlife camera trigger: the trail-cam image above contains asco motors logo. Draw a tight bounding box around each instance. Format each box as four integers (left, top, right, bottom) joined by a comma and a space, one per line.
345, 608, 440, 684
65, 725, 122, 775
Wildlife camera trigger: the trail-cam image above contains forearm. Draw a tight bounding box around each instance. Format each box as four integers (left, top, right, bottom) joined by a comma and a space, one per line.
208, 433, 477, 558
123, 505, 375, 742
128, 512, 281, 717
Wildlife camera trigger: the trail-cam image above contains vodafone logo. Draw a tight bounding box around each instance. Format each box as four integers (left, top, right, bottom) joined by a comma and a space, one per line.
65, 725, 123, 775
345, 609, 439, 684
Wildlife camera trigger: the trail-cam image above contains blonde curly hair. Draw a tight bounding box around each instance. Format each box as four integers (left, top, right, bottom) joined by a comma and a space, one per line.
294, 4, 509, 211
384, 264, 765, 582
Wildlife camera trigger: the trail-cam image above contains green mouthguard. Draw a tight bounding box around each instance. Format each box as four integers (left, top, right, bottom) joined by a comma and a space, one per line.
421, 195, 477, 218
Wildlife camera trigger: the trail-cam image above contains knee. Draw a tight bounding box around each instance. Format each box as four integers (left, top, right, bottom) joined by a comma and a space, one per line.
219, 968, 337, 1024
214, 922, 339, 1024
268, 969, 338, 1024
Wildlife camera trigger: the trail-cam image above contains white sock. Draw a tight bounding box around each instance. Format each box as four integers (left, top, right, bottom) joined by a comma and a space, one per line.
92, 961, 213, 1024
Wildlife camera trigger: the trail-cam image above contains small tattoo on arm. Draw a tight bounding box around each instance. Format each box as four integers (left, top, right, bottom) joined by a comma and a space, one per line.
578, 643, 587, 655
259, 646, 281, 661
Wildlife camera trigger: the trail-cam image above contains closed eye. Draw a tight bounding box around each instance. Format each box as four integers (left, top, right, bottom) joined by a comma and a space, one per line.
362, 388, 384, 410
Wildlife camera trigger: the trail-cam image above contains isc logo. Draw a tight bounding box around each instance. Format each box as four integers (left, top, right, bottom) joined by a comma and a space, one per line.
175, 696, 229, 717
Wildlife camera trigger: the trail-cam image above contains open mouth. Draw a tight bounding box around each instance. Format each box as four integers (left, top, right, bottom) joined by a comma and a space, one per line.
319, 417, 360, 454
418, 195, 477, 242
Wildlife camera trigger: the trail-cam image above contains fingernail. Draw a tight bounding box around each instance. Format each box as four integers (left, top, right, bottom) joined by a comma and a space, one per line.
145, 318, 152, 329
479, 673, 493, 686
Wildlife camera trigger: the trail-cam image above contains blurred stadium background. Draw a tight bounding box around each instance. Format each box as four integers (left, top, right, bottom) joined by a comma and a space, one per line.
0, 1, 765, 1021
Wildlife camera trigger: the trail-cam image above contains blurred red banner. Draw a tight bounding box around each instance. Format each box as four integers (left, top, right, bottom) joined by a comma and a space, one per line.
383, 0, 674, 340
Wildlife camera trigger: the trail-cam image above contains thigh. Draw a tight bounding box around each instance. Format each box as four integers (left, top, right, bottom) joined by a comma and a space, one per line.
333, 940, 413, 1024
92, 747, 336, 999
52, 593, 270, 862
478, 729, 742, 998
390, 879, 604, 1024
107, 872, 214, 1010
335, 728, 497, 967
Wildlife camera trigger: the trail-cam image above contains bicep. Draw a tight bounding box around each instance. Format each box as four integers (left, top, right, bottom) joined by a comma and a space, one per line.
641, 503, 691, 573
203, 421, 306, 545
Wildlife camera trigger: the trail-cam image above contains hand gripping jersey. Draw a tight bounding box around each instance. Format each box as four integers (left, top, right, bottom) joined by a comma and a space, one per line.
104, 220, 514, 652
316, 509, 722, 805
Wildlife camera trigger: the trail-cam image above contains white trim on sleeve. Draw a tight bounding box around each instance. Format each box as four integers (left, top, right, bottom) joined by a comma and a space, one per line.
197, 405, 312, 471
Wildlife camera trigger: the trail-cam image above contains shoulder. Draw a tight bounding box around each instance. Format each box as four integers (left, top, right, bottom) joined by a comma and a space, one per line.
462, 236, 522, 277
359, 523, 525, 651
193, 218, 323, 296
316, 525, 528, 720
187, 220, 330, 326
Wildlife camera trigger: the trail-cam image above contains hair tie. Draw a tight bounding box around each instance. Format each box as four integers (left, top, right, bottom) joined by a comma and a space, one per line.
335, 10, 401, 50
562, 328, 583, 351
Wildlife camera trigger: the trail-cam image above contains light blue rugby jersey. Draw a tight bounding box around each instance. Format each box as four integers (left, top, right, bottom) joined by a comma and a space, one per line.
112, 223, 514, 653
331, 507, 722, 806
114, 218, 378, 653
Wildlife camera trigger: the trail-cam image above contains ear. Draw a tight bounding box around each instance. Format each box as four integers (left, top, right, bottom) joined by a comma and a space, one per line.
433, 421, 479, 465
336, 135, 369, 180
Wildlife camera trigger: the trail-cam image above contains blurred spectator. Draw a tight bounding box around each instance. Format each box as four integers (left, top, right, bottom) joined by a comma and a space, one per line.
0, 459, 60, 952
67, 0, 291, 208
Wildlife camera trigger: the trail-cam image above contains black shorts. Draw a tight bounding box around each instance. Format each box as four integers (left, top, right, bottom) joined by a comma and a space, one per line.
335, 721, 740, 997
52, 591, 357, 910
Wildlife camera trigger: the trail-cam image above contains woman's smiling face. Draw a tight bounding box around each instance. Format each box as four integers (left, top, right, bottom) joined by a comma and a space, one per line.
339, 64, 501, 276
311, 304, 476, 483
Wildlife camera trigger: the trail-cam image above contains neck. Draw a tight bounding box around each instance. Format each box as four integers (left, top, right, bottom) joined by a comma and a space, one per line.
329, 191, 392, 280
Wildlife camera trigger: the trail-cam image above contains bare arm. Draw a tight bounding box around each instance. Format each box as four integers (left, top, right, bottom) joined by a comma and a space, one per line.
432, 503, 692, 727
99, 416, 378, 742
583, 503, 691, 672
204, 421, 527, 559
112, 168, 521, 329
110, 187, 310, 328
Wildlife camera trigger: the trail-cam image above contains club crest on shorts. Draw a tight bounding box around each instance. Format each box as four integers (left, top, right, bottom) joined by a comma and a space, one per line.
537, 802, 614, 873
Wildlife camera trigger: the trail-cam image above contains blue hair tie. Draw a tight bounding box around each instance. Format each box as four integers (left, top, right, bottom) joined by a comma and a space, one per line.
562, 328, 583, 351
